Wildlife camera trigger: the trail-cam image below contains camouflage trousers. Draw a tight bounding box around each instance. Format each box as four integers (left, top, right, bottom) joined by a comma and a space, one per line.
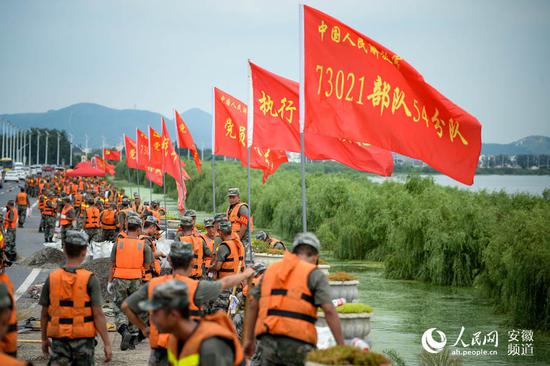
39, 214, 45, 232
208, 288, 232, 314
84, 228, 101, 243
149, 347, 168, 366
49, 337, 97, 366
101, 229, 117, 243
4, 228, 16, 261
112, 278, 142, 333
43, 215, 56, 242
257, 335, 315, 366
17, 206, 26, 226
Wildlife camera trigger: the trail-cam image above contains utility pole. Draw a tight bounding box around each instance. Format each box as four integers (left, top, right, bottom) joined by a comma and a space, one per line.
84, 134, 89, 159
1, 121, 5, 158
45, 131, 49, 165
36, 131, 40, 165
56, 131, 60, 166
69, 133, 73, 166
28, 130, 32, 165
22, 130, 26, 165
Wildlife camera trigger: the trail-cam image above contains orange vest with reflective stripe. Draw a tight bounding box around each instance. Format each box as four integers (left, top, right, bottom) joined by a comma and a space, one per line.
42, 199, 56, 216
4, 208, 17, 230
166, 311, 244, 366
179, 234, 204, 278
60, 205, 74, 226
218, 239, 244, 279
46, 268, 96, 339
101, 209, 117, 230
198, 233, 214, 268
255, 251, 318, 345
16, 192, 28, 206
0, 273, 17, 354
113, 238, 145, 279
147, 274, 201, 349
84, 207, 100, 229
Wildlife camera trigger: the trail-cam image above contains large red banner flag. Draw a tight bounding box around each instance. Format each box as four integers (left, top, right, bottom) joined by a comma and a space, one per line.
136, 129, 149, 171
302, 5, 481, 185
146, 166, 163, 187
175, 110, 202, 173
162, 118, 187, 211
250, 61, 300, 152
124, 135, 138, 169
93, 155, 115, 176
149, 126, 164, 171
103, 148, 121, 161
250, 61, 393, 176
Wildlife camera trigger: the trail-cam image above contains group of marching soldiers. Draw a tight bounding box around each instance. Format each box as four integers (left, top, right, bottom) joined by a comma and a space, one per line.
0, 173, 344, 366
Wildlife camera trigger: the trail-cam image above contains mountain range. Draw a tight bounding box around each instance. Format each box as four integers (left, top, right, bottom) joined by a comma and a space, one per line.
1, 103, 549, 155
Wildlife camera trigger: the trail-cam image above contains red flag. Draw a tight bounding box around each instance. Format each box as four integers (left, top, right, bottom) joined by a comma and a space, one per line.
250, 61, 300, 152
302, 5, 481, 185
103, 148, 121, 161
250, 61, 393, 176
162, 118, 188, 211
124, 135, 138, 169
136, 129, 149, 171
214, 87, 287, 182
175, 110, 202, 173
145, 166, 163, 186
93, 156, 115, 176
149, 127, 163, 171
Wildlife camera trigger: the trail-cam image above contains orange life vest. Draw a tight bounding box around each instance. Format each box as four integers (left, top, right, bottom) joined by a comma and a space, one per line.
166, 311, 244, 366
268, 238, 285, 250
38, 182, 45, 194
227, 202, 253, 235
0, 353, 27, 366
38, 195, 46, 211
100, 209, 117, 230
112, 238, 145, 279
0, 273, 17, 354
42, 199, 56, 217
217, 238, 245, 279
151, 209, 161, 222
15, 192, 28, 206
4, 208, 17, 230
46, 268, 96, 339
255, 251, 318, 345
84, 207, 100, 229
73, 193, 83, 207
198, 233, 214, 268
140, 235, 161, 281
60, 205, 74, 227
179, 234, 204, 278
147, 274, 201, 349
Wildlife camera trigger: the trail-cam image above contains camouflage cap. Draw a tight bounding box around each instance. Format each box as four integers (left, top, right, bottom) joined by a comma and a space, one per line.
180, 216, 193, 227
183, 209, 196, 218
133, 193, 140, 198
219, 219, 232, 232
292, 232, 321, 253
255, 231, 268, 241
121, 198, 130, 206
169, 241, 194, 259
65, 230, 89, 247
227, 188, 240, 196
139, 280, 189, 311
204, 218, 214, 227
144, 215, 160, 228
0, 283, 12, 311
127, 215, 142, 227
213, 213, 226, 223
252, 261, 267, 274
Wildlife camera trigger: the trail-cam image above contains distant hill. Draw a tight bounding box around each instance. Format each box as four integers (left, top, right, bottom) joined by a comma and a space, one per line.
0, 103, 212, 148
482, 136, 550, 155
2, 103, 549, 155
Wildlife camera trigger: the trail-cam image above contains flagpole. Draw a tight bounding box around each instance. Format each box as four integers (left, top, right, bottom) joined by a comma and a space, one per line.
136, 169, 140, 197
174, 110, 187, 213
247, 64, 253, 265
211, 87, 217, 213
298, 3, 308, 232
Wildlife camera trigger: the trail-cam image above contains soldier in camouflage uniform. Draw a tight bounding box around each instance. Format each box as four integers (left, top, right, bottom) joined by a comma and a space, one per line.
43, 191, 58, 243
107, 215, 153, 351
3, 200, 17, 262
39, 230, 112, 365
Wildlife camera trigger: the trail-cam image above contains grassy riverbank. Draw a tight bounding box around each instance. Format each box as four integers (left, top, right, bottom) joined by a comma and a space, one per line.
115, 160, 550, 330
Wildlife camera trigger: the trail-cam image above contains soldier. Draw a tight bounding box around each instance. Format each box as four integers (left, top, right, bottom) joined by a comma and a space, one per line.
255, 231, 286, 250
140, 280, 244, 366
100, 202, 118, 242
0, 249, 17, 357
243, 233, 345, 366
200, 218, 216, 271
3, 201, 18, 263
208, 220, 245, 313
226, 188, 253, 265
38, 188, 47, 233
107, 215, 153, 351
15, 187, 29, 228
212, 213, 226, 249
39, 230, 112, 365
82, 198, 101, 244
59, 196, 76, 246
42, 191, 57, 243
122, 241, 254, 366
0, 283, 31, 365
183, 209, 198, 234
141, 216, 164, 281
177, 216, 211, 280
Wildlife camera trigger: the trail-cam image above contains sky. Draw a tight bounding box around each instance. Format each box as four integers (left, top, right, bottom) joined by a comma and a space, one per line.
0, 0, 549, 143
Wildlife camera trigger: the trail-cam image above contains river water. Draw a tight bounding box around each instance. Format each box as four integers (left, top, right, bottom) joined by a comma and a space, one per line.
116, 180, 550, 365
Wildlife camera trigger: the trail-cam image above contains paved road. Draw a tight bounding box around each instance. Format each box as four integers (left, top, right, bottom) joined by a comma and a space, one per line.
2, 180, 50, 298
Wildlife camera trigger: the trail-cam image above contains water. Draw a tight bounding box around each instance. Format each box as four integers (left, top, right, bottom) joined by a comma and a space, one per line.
368, 175, 550, 196
331, 262, 550, 366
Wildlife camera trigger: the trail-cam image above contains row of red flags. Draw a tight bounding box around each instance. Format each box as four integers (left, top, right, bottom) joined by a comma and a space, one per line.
104, 4, 481, 211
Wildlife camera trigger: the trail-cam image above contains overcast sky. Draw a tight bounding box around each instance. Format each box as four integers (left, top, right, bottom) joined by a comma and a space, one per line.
1, 0, 549, 143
